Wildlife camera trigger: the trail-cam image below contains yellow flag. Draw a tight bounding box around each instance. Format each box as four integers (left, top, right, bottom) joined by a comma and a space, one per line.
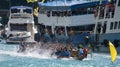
26, 0, 38, 3
34, 7, 39, 17
109, 41, 117, 62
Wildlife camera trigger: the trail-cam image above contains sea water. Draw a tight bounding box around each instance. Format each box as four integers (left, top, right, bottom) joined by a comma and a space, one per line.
0, 41, 120, 67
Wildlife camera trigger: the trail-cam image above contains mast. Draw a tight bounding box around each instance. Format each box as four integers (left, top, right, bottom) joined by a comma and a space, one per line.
93, 0, 103, 43
94, 0, 102, 34
56, 0, 58, 25
64, 0, 68, 36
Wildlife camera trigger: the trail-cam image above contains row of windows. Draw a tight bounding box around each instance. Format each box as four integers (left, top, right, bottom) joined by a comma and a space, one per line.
47, 11, 71, 17
68, 24, 94, 32
72, 7, 94, 16
11, 9, 32, 14
39, 6, 95, 17
40, 7, 95, 17
10, 24, 27, 31
11, 14, 32, 19
110, 21, 120, 30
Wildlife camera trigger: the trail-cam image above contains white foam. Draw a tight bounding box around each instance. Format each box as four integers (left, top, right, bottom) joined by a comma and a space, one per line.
60, 57, 74, 60
0, 48, 54, 59
0, 42, 55, 59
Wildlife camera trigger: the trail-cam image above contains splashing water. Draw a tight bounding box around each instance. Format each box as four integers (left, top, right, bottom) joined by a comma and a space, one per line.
0, 42, 56, 59
0, 41, 120, 67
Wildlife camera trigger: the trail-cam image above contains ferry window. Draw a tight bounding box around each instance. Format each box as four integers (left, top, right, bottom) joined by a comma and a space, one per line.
87, 8, 92, 14
114, 22, 118, 29
118, 21, 120, 29
57, 11, 60, 16
23, 9, 32, 13
60, 12, 64, 17
10, 24, 27, 31
39, 10, 43, 14
52, 11, 57, 16
64, 11, 67, 16
47, 11, 50, 17
118, 0, 120, 6
67, 11, 71, 16
11, 9, 20, 13
72, 6, 95, 16
110, 22, 113, 30
39, 7, 46, 14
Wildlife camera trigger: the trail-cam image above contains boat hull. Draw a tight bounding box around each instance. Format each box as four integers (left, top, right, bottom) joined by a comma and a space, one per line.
6, 36, 36, 44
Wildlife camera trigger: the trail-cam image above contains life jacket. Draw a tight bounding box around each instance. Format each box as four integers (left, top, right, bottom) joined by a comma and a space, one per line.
79, 49, 84, 56
83, 48, 88, 58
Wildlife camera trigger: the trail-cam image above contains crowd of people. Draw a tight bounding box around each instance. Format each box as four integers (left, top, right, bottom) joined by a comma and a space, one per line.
18, 37, 92, 60
35, 27, 68, 44
46, 11, 72, 17
53, 44, 92, 60
35, 26, 93, 46
94, 1, 116, 19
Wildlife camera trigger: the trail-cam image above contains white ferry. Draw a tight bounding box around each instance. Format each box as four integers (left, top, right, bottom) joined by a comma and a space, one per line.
6, 6, 37, 44
38, 0, 103, 44
38, 0, 120, 46
38, 0, 98, 34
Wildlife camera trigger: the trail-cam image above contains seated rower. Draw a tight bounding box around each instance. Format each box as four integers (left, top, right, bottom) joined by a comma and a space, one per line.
76, 45, 85, 60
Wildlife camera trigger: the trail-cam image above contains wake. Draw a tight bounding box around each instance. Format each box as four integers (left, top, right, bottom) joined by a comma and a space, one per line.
0, 48, 55, 59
